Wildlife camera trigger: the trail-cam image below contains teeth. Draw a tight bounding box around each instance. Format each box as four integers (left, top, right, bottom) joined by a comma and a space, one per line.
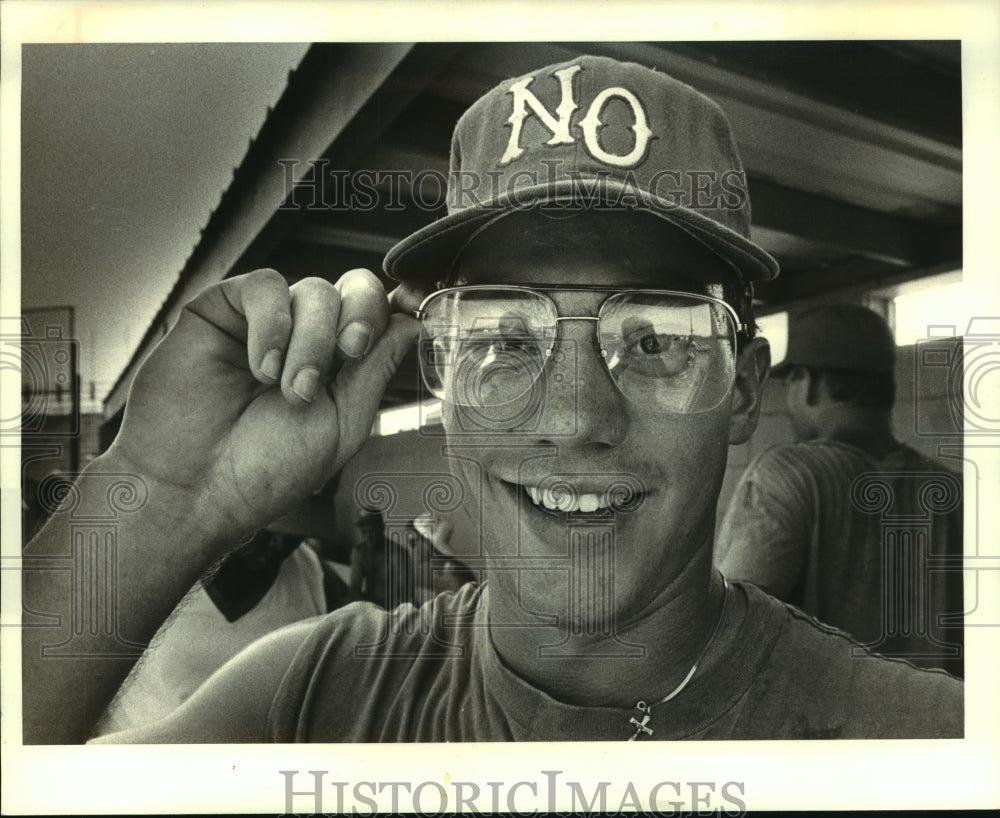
524, 485, 609, 513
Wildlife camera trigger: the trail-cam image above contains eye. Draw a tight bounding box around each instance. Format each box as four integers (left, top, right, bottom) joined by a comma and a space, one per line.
624, 328, 694, 357
615, 330, 710, 379
627, 332, 678, 356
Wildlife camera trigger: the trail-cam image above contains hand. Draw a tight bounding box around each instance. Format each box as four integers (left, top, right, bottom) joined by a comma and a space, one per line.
109, 268, 424, 541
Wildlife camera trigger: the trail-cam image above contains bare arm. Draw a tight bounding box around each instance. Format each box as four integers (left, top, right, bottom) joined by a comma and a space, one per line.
87, 619, 317, 744
22, 456, 238, 744
22, 268, 424, 743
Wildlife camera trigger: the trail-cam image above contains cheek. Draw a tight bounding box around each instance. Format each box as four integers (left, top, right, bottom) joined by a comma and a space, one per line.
441, 396, 542, 437
632, 411, 731, 473
625, 414, 732, 527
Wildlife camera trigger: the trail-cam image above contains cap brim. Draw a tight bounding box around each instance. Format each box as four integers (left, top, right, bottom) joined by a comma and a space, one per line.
384, 179, 779, 287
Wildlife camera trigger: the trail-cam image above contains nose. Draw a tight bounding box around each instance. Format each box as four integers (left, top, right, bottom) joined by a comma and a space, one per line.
533, 320, 628, 448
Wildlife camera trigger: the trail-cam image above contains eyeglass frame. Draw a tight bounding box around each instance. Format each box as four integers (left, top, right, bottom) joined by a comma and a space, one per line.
412, 284, 747, 408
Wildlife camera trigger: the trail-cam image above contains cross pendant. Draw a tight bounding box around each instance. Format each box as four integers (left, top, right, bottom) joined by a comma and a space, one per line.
627, 702, 654, 740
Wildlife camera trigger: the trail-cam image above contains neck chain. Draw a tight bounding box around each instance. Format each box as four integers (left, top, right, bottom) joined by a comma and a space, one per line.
627, 578, 729, 741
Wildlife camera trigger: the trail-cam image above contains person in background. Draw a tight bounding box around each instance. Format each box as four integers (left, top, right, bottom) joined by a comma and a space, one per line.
716, 303, 964, 676
412, 512, 478, 599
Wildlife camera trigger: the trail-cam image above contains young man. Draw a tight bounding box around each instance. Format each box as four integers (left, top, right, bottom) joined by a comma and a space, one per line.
23, 55, 962, 743
716, 304, 964, 676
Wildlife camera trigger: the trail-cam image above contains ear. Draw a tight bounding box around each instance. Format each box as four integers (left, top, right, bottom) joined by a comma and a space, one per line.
728, 337, 770, 445
802, 366, 823, 408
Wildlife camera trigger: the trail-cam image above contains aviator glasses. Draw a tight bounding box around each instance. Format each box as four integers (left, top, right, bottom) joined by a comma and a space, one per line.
415, 286, 743, 415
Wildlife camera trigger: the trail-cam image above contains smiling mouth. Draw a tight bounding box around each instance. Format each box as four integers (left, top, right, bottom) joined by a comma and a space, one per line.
519, 478, 647, 515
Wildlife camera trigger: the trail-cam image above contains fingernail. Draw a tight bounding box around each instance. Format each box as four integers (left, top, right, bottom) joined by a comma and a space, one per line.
291, 367, 319, 402
337, 320, 373, 359
260, 348, 282, 381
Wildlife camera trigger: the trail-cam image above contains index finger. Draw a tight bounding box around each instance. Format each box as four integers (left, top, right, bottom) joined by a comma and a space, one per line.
184, 268, 293, 383
387, 282, 434, 317
332, 268, 391, 360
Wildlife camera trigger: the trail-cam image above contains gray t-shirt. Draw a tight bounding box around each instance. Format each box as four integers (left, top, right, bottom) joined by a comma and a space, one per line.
266, 580, 962, 741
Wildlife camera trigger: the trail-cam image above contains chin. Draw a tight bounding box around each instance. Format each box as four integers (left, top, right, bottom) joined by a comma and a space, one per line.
488, 487, 682, 610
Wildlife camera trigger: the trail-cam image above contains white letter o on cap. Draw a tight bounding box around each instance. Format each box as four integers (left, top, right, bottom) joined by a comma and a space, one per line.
579, 87, 653, 168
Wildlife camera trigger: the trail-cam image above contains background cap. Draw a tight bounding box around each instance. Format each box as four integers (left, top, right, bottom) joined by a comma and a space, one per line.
384, 55, 779, 287
771, 303, 897, 378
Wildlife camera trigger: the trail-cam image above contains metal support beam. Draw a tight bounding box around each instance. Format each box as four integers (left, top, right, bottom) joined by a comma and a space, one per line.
756, 258, 959, 310
748, 179, 960, 268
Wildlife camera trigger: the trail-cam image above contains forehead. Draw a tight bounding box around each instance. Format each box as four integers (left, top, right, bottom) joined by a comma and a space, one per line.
452, 209, 735, 292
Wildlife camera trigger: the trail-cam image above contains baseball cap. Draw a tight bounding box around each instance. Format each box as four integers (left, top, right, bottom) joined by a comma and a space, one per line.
384, 55, 779, 287
771, 303, 897, 378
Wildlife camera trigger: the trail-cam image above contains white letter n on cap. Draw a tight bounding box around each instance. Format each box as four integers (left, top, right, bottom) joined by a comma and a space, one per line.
500, 65, 581, 165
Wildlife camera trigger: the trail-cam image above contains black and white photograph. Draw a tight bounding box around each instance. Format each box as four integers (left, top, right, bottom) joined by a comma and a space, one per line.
3, 1, 998, 813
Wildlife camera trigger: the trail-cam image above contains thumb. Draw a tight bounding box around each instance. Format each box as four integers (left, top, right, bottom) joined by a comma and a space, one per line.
332, 312, 421, 430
